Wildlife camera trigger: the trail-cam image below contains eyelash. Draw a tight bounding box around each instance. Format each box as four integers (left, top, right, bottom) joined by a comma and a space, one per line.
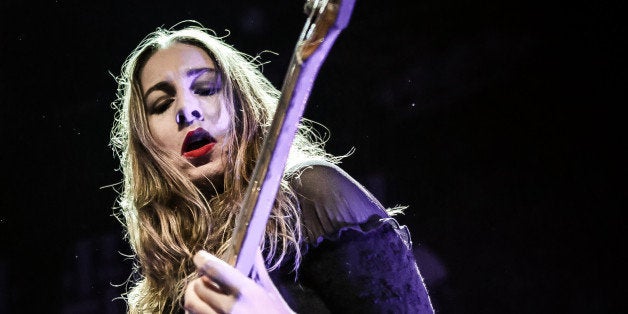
194, 87, 220, 96
150, 87, 219, 115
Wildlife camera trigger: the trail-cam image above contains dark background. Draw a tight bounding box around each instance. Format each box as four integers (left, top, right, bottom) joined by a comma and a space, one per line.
0, 0, 624, 313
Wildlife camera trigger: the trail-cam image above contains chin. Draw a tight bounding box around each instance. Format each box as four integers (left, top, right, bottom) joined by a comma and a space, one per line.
186, 162, 225, 192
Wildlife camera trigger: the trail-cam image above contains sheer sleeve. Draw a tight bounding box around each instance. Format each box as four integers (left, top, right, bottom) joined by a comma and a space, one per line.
289, 161, 390, 245
276, 161, 434, 313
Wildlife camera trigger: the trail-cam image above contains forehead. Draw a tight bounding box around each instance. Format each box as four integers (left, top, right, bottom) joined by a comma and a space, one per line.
140, 43, 216, 88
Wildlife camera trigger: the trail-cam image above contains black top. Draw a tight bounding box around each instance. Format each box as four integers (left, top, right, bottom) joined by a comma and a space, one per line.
270, 161, 434, 314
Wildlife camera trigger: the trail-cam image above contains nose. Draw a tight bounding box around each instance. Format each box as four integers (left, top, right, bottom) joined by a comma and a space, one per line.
176, 107, 204, 125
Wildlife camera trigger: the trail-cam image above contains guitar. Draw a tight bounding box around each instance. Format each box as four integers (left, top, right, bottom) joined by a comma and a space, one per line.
224, 0, 357, 276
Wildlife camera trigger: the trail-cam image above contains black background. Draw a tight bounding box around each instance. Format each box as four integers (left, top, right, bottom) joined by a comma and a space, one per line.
0, 0, 624, 313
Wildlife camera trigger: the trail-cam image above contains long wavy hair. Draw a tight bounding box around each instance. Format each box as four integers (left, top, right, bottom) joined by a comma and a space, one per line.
110, 22, 338, 313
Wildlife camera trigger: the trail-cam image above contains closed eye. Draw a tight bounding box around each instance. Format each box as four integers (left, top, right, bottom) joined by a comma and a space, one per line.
194, 87, 220, 96
152, 98, 174, 114
190, 68, 222, 97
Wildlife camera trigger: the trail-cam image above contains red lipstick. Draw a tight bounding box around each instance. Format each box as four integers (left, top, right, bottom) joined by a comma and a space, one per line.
181, 128, 216, 158
183, 142, 215, 158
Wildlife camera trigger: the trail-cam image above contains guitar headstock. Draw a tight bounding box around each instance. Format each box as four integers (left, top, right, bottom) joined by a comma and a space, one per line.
297, 0, 356, 62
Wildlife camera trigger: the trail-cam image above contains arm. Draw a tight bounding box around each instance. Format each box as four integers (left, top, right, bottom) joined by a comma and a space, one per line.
287, 161, 434, 313
184, 162, 434, 313
299, 219, 434, 313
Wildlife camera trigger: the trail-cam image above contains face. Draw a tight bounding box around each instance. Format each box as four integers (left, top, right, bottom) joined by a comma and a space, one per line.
140, 43, 231, 186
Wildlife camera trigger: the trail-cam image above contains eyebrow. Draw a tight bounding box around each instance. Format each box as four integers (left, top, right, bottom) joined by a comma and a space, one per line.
143, 67, 217, 100
187, 67, 215, 77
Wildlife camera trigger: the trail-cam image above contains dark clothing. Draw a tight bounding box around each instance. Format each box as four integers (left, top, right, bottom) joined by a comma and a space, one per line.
270, 161, 434, 313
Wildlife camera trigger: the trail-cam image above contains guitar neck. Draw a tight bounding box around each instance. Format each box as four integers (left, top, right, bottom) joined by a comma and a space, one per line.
226, 0, 356, 276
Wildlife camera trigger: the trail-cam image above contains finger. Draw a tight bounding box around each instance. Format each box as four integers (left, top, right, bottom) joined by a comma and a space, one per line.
193, 250, 253, 295
191, 277, 235, 314
184, 279, 219, 314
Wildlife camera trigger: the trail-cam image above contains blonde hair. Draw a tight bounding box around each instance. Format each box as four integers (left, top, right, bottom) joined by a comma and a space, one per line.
110, 22, 338, 313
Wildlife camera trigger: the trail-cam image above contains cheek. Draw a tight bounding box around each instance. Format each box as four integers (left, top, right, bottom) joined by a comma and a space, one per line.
214, 112, 231, 136
148, 116, 178, 149
206, 101, 232, 137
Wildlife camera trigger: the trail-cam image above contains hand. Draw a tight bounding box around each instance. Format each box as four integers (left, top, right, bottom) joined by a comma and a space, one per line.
184, 249, 294, 314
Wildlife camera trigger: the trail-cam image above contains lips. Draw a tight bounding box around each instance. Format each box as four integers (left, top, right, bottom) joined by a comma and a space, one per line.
181, 128, 217, 158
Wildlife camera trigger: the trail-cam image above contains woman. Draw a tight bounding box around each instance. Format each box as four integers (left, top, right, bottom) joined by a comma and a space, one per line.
111, 22, 434, 313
